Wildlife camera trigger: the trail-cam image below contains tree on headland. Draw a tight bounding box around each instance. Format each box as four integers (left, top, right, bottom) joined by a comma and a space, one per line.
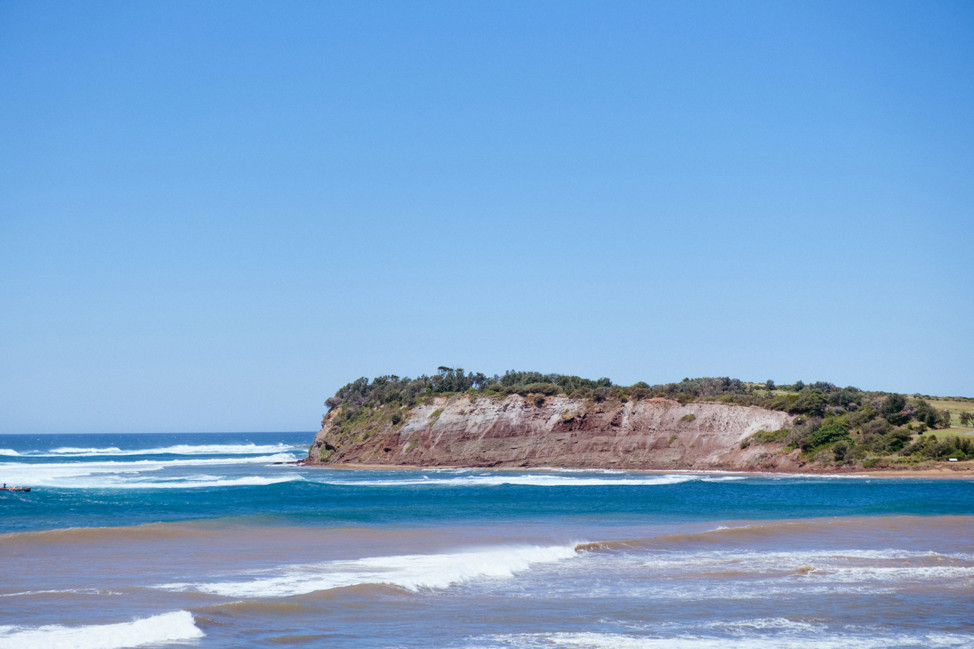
915, 400, 950, 429
882, 394, 909, 426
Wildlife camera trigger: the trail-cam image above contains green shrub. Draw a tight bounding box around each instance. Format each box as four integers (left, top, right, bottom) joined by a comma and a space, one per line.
800, 422, 850, 451
770, 394, 799, 412
862, 417, 889, 437
791, 390, 828, 417
886, 426, 913, 452
846, 407, 878, 428
833, 440, 849, 463
751, 428, 791, 444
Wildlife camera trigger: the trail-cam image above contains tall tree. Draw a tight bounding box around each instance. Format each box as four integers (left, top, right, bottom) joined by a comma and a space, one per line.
882, 394, 909, 426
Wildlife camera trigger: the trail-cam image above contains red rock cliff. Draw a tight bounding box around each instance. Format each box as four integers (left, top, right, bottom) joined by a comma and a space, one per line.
308, 395, 796, 471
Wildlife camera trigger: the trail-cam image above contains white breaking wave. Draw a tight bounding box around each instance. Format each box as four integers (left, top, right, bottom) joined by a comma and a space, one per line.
0, 610, 203, 649
324, 474, 698, 488
44, 443, 305, 457
50, 447, 123, 455
159, 544, 579, 598
103, 475, 304, 490
713, 617, 824, 633
0, 449, 21, 456
0, 453, 301, 488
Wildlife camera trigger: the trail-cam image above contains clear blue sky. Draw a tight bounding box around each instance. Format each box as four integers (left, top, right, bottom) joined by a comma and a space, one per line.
2, 1, 972, 434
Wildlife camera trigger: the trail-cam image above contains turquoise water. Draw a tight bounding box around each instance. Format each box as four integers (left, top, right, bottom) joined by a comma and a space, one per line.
2, 432, 973, 648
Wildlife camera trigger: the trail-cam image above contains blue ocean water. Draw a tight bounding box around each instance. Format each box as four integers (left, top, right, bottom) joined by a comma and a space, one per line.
1, 432, 973, 648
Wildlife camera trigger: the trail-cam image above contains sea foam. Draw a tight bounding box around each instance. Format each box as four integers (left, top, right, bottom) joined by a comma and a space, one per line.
323, 474, 698, 488
108, 474, 304, 489
480, 630, 974, 649
48, 443, 303, 457
0, 453, 300, 488
0, 610, 203, 649
159, 544, 579, 598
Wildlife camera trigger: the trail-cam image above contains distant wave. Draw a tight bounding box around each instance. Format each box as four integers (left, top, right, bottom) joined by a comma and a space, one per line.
0, 453, 301, 488
0, 449, 21, 457
321, 473, 702, 488
159, 544, 579, 598
50, 446, 123, 455
46, 443, 305, 457
108, 475, 304, 490
0, 610, 203, 649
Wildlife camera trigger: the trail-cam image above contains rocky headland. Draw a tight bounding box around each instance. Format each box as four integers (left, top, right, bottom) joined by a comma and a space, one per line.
308, 394, 804, 471
306, 371, 974, 474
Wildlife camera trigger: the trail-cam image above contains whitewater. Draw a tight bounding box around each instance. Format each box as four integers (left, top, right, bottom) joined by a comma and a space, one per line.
1, 431, 973, 648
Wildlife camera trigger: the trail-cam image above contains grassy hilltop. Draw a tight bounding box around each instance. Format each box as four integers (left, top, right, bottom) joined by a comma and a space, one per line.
320, 368, 974, 469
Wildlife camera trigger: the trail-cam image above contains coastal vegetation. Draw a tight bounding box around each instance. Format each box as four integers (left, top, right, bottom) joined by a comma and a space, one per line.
321, 368, 974, 468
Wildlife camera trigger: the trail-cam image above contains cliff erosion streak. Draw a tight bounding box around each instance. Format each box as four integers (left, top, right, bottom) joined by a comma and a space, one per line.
308, 396, 795, 470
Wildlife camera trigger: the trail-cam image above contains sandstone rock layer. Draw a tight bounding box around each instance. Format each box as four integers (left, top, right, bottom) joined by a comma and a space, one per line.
308, 396, 797, 471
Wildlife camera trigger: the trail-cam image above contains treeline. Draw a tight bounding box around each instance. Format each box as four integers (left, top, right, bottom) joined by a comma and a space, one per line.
324, 368, 613, 416
323, 369, 753, 416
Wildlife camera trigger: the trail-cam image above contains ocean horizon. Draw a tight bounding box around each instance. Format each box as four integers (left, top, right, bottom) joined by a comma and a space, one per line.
2, 431, 973, 649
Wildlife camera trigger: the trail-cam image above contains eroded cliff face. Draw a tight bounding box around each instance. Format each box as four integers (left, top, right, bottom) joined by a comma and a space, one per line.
308, 395, 798, 471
